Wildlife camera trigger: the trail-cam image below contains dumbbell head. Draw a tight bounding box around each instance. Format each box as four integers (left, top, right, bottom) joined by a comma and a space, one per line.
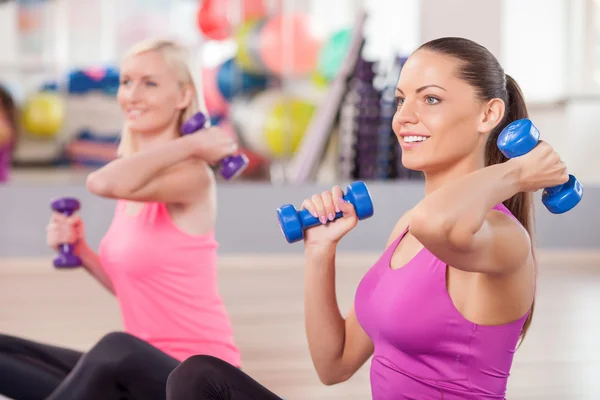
181, 112, 208, 135
497, 118, 540, 159
542, 174, 583, 214
276, 181, 374, 243
220, 154, 249, 180
344, 181, 374, 220
53, 251, 82, 268
276, 204, 304, 244
51, 197, 80, 216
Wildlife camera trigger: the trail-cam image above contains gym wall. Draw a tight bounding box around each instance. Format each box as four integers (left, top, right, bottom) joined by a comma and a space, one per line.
0, 179, 598, 258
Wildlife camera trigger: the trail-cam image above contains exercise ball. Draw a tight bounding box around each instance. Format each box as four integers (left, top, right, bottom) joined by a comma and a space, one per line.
201, 67, 229, 118
234, 18, 267, 74
263, 97, 314, 157
259, 13, 321, 76
217, 58, 268, 101
317, 28, 353, 81
240, 0, 268, 20
21, 92, 64, 138
197, 0, 230, 40
311, 70, 329, 88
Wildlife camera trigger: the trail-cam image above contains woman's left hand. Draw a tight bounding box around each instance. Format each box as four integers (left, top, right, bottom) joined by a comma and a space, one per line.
187, 127, 239, 165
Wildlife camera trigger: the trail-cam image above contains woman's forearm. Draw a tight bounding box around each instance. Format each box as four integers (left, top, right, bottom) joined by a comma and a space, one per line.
86, 135, 197, 197
303, 244, 347, 382
78, 244, 115, 295
410, 160, 522, 248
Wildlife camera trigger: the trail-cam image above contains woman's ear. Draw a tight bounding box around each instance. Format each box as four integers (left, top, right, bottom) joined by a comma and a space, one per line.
478, 98, 505, 134
176, 84, 194, 110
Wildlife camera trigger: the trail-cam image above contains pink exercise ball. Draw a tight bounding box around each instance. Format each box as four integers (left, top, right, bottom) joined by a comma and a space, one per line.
240, 0, 268, 20
201, 67, 229, 117
259, 13, 321, 76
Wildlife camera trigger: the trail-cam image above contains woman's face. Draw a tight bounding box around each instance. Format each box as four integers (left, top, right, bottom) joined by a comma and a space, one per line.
117, 50, 190, 136
392, 50, 498, 173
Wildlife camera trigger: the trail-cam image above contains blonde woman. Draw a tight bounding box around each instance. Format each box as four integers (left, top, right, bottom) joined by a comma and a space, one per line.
0, 38, 240, 400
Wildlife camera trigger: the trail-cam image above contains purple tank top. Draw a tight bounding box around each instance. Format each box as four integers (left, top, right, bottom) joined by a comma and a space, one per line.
0, 145, 10, 183
354, 203, 529, 399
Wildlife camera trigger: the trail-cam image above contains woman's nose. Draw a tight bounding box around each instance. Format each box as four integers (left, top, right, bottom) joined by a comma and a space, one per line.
121, 83, 142, 101
393, 100, 419, 126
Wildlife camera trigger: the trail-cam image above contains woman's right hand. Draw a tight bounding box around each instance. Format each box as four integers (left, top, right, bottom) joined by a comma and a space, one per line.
301, 185, 358, 247
46, 212, 85, 252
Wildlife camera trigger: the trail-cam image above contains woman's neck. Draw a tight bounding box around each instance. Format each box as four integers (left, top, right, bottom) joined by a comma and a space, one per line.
423, 155, 486, 195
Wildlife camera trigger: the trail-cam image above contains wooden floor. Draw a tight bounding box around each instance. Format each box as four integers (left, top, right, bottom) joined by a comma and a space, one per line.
1, 251, 599, 399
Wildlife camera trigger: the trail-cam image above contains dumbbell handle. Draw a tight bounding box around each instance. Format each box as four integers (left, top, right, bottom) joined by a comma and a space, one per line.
298, 209, 345, 230
58, 208, 76, 257
296, 188, 362, 229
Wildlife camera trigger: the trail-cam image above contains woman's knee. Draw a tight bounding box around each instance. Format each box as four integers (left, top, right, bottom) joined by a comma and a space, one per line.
92, 331, 138, 353
166, 355, 230, 397
81, 332, 138, 375
0, 333, 24, 352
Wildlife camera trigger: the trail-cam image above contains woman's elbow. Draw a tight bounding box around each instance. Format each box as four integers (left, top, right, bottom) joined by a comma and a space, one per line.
410, 208, 473, 250
318, 371, 350, 386
86, 172, 117, 198
315, 364, 354, 386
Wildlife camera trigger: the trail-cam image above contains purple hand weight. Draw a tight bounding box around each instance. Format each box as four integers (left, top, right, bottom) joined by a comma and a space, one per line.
50, 197, 82, 268
180, 112, 248, 180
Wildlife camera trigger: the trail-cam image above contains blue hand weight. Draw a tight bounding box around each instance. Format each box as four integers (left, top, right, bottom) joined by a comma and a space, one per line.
276, 181, 374, 244
497, 118, 583, 214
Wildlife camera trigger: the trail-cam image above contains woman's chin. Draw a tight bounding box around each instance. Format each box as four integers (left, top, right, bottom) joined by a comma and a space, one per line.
127, 122, 158, 135
400, 156, 426, 172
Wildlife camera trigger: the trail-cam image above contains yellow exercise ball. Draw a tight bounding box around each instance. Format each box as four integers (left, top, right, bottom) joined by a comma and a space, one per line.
22, 92, 64, 138
234, 18, 267, 75
263, 98, 315, 158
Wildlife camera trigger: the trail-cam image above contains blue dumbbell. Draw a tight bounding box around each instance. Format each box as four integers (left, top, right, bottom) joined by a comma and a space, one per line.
497, 118, 583, 214
276, 181, 374, 244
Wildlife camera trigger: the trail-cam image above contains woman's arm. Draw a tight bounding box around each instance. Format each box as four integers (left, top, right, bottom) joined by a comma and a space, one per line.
304, 243, 374, 385
0, 130, 9, 147
409, 160, 531, 275
86, 129, 233, 204
0, 117, 11, 147
303, 213, 410, 385
77, 244, 115, 295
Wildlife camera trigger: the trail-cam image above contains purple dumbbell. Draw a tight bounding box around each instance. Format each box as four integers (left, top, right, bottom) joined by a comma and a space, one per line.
180, 112, 248, 180
50, 197, 82, 268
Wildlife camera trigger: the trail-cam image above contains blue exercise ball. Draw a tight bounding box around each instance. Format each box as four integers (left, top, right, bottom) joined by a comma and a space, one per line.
216, 58, 268, 101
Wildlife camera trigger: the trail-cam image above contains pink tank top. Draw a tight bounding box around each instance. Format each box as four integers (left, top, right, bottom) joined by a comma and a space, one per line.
354, 203, 529, 399
98, 200, 240, 366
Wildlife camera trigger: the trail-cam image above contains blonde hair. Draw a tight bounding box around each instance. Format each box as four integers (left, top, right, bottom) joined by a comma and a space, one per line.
117, 38, 209, 157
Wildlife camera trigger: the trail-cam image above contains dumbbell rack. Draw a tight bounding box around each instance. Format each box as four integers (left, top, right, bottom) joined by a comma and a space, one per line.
337, 54, 425, 182
338, 56, 406, 181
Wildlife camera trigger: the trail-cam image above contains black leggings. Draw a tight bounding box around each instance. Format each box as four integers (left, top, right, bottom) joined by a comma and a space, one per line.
166, 355, 283, 400
0, 331, 179, 400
